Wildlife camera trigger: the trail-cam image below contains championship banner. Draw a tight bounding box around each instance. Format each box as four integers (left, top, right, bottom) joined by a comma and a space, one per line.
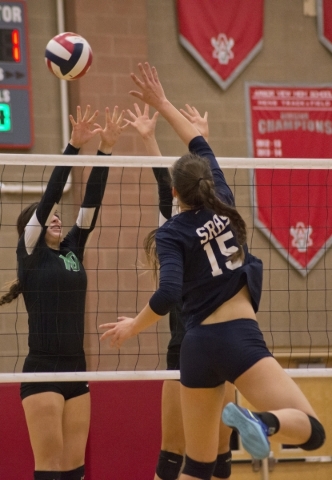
246, 84, 332, 275
317, 0, 332, 52
177, 0, 264, 90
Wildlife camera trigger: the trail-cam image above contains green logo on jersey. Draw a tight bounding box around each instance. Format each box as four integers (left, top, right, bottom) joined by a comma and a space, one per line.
59, 252, 80, 272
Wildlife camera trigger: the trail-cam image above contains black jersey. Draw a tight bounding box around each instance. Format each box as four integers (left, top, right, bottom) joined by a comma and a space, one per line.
149, 136, 263, 331
17, 144, 109, 355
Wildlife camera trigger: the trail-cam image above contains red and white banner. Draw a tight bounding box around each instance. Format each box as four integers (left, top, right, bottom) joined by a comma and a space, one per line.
246, 84, 332, 275
177, 0, 264, 90
317, 0, 332, 52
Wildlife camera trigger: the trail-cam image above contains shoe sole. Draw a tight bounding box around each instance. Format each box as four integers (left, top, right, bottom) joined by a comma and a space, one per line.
222, 404, 270, 459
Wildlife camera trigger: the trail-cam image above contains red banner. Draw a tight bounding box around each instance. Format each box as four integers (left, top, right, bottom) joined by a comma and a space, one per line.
317, 0, 332, 52
246, 84, 332, 274
177, 0, 264, 90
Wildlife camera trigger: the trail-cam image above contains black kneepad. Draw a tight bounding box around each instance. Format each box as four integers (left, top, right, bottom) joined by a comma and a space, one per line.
61, 465, 85, 479
298, 415, 325, 451
156, 450, 183, 480
182, 455, 216, 480
34, 472, 61, 480
213, 450, 232, 479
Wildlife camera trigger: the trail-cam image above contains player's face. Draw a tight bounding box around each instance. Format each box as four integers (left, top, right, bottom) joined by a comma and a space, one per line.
45, 214, 63, 248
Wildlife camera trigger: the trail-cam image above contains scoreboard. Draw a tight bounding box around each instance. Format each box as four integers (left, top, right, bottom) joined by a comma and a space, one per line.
0, 0, 33, 148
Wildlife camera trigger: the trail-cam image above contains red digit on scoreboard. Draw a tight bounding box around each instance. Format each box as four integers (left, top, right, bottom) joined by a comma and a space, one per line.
12, 29, 20, 62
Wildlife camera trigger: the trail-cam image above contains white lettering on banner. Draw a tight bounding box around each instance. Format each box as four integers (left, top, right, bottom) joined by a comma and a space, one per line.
0, 90, 10, 102
0, 5, 22, 23
258, 119, 332, 134
0, 68, 4, 82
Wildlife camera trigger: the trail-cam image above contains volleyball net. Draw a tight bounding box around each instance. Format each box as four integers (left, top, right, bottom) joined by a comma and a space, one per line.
0, 153, 331, 383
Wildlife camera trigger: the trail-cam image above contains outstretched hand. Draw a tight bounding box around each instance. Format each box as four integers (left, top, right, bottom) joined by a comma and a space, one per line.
130, 62, 167, 110
126, 103, 159, 140
179, 104, 209, 141
99, 317, 137, 349
94, 106, 128, 154
69, 105, 101, 149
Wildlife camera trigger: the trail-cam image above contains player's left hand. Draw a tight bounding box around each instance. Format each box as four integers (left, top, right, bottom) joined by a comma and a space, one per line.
129, 62, 167, 110
179, 104, 209, 141
99, 317, 136, 348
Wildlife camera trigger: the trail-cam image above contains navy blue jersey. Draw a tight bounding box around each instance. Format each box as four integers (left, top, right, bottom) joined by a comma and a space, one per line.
17, 144, 109, 355
149, 136, 263, 330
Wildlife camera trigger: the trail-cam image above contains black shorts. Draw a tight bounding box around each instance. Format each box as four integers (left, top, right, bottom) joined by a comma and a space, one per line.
20, 352, 89, 401
180, 318, 273, 388
167, 302, 186, 370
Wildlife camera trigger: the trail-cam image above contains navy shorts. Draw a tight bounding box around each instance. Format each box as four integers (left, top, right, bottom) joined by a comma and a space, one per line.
180, 319, 273, 388
20, 352, 89, 401
167, 302, 185, 370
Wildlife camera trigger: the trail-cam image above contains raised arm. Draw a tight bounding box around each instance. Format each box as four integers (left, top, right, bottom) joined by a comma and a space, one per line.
180, 104, 209, 142
130, 63, 201, 146
126, 102, 161, 156
24, 105, 101, 253
126, 103, 173, 221
65, 106, 128, 258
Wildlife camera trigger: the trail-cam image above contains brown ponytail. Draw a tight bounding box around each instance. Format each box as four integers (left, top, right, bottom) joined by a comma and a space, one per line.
0, 279, 22, 305
144, 153, 247, 274
171, 153, 246, 263
0, 202, 38, 306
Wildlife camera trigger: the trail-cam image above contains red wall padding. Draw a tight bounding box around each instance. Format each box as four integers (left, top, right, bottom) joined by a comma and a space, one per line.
0, 381, 163, 480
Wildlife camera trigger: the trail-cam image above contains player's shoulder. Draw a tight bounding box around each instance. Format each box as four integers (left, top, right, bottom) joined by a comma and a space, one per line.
157, 214, 189, 241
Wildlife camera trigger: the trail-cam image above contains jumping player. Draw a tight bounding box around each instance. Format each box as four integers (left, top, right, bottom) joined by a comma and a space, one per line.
126, 102, 235, 480
100, 63, 325, 480
0, 105, 127, 480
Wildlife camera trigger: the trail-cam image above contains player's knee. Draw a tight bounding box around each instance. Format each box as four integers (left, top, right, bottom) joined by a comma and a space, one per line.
297, 416, 325, 451
182, 455, 216, 480
156, 450, 183, 480
213, 450, 232, 479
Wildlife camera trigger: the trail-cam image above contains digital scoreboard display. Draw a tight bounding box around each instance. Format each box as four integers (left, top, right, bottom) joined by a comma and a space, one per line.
0, 1, 33, 148
0, 28, 21, 62
0, 103, 11, 131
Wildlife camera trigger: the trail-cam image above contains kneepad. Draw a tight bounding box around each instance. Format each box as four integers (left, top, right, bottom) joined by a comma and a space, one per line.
34, 472, 61, 480
61, 465, 85, 479
213, 450, 232, 479
156, 450, 183, 480
182, 455, 216, 480
298, 416, 325, 451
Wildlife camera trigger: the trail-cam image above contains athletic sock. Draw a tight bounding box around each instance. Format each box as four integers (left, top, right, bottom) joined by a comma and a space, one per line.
254, 412, 280, 436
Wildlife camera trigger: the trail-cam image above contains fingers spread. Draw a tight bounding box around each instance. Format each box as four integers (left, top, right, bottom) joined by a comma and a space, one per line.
134, 103, 143, 116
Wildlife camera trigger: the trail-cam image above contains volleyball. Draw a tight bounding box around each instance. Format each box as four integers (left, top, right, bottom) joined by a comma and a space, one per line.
45, 32, 93, 81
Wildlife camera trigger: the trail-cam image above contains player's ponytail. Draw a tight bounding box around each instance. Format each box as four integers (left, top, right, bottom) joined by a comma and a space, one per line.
171, 153, 246, 263
143, 228, 159, 283
0, 202, 39, 306
0, 279, 22, 305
